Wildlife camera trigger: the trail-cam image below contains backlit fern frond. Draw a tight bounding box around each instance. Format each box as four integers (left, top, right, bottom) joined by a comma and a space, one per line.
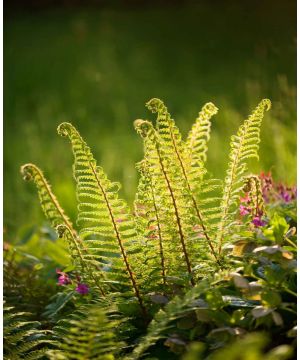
135, 118, 195, 285
134, 160, 167, 289
48, 305, 125, 360
185, 102, 218, 179
145, 99, 220, 267
216, 99, 271, 253
20, 163, 75, 234
20, 164, 103, 294
57, 122, 147, 316
4, 304, 57, 359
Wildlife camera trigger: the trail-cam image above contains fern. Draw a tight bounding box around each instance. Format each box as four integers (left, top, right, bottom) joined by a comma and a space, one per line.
48, 305, 124, 360
21, 98, 271, 301
216, 99, 271, 254
4, 304, 57, 359
20, 164, 105, 296
148, 100, 223, 262
21, 164, 75, 234
134, 160, 167, 288
137, 100, 222, 277
185, 102, 218, 180
134, 118, 195, 285
57, 123, 147, 317
18, 96, 295, 360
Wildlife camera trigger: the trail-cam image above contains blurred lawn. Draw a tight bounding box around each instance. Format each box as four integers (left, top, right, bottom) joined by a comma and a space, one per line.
4, 1, 296, 237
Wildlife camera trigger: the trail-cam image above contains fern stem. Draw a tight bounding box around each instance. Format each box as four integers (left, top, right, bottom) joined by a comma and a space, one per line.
155, 144, 195, 286
168, 124, 220, 264
217, 145, 240, 256
89, 162, 147, 318
149, 177, 167, 288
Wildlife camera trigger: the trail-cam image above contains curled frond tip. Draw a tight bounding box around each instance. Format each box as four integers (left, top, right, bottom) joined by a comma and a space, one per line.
146, 98, 166, 113
260, 98, 271, 111
134, 119, 153, 137
20, 163, 37, 181
57, 122, 74, 137
202, 102, 219, 116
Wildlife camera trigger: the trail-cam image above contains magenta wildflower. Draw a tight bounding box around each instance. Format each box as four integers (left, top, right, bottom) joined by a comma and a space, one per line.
252, 216, 266, 227
75, 283, 89, 295
281, 191, 291, 203
239, 205, 251, 216
260, 171, 273, 203
276, 183, 296, 203
56, 269, 71, 286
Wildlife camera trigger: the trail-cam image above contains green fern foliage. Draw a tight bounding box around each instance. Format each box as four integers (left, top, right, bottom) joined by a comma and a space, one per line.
20, 164, 106, 295
134, 118, 196, 285
21, 98, 271, 289
18, 96, 297, 360
4, 304, 57, 359
185, 102, 218, 179
57, 123, 146, 316
216, 99, 271, 253
135, 100, 222, 284
48, 306, 124, 360
21, 98, 271, 301
20, 164, 75, 234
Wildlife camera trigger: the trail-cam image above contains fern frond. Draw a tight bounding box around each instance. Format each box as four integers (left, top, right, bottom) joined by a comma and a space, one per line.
48, 305, 125, 360
185, 102, 218, 176
4, 304, 57, 359
57, 122, 147, 317
145, 99, 220, 266
134, 160, 167, 288
20, 163, 75, 234
135, 118, 195, 285
216, 99, 271, 253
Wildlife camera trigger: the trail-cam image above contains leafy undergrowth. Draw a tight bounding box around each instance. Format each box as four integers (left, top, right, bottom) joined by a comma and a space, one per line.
4, 197, 297, 360
4, 99, 297, 359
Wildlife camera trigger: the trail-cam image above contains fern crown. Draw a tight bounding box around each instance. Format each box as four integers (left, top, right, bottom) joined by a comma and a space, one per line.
21, 98, 271, 307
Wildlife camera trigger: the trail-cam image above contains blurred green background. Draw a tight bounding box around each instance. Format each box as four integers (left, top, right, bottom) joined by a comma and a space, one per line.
4, 0, 296, 238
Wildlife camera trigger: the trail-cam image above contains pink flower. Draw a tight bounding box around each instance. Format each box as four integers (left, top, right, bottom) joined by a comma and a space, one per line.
260, 171, 273, 203
239, 205, 251, 216
75, 283, 89, 295
276, 184, 296, 203
252, 216, 266, 227
56, 269, 71, 286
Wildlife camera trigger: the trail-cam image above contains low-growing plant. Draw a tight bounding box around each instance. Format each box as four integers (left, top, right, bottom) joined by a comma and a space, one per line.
6, 98, 296, 359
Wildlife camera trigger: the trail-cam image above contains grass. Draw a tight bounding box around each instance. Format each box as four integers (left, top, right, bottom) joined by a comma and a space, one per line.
4, 1, 296, 237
